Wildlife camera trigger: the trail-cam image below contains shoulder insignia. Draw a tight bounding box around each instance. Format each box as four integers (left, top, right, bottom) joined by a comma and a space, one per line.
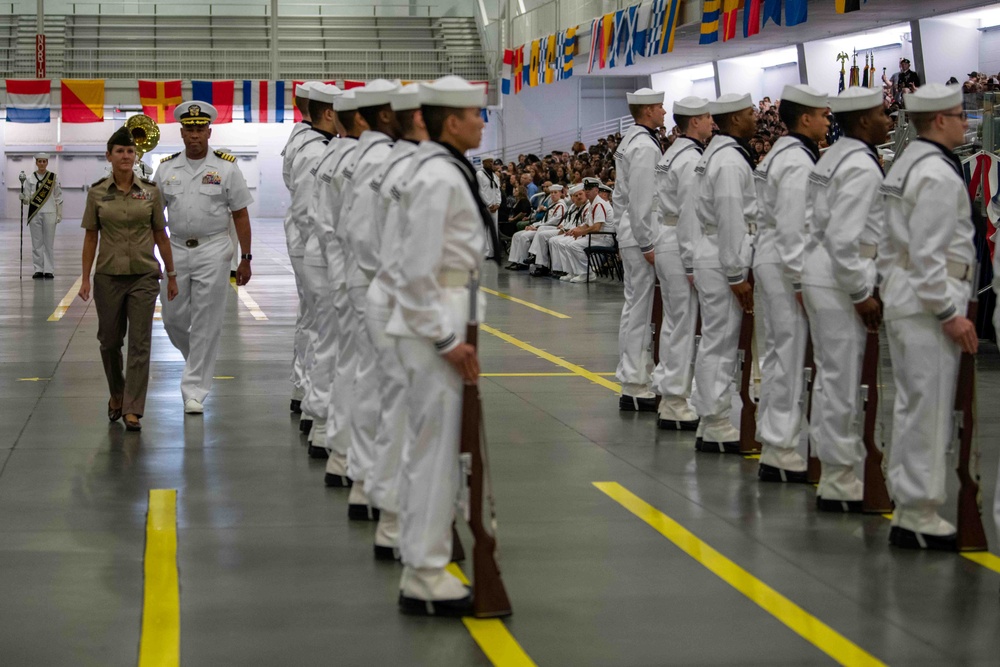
160, 152, 181, 163
214, 150, 237, 162
140, 177, 156, 186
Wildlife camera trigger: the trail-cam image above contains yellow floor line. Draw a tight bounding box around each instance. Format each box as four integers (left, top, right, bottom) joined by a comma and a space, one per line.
138, 489, 180, 667
481, 324, 621, 393
481, 372, 617, 377
47, 275, 83, 321
480, 286, 571, 319
445, 563, 538, 667
594, 482, 887, 667
230, 282, 268, 321
878, 513, 1000, 573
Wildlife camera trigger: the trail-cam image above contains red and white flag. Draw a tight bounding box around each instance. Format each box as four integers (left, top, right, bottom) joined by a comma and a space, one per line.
242, 80, 285, 123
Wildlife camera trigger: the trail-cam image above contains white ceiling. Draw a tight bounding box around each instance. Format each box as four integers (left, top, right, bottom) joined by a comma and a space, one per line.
581, 0, 1000, 76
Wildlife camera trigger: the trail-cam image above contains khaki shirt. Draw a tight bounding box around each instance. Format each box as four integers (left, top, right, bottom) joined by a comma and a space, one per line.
81, 176, 167, 275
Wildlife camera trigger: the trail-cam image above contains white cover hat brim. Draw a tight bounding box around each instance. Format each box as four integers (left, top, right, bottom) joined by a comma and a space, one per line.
829, 87, 883, 113
356, 79, 401, 108
568, 184, 584, 194
708, 93, 754, 115
421, 75, 486, 108
310, 83, 342, 104
389, 83, 422, 111
334, 90, 360, 112
781, 84, 828, 109
904, 83, 962, 113
626, 88, 664, 105
673, 96, 710, 116
295, 81, 322, 100
548, 184, 564, 191
34, 152, 49, 160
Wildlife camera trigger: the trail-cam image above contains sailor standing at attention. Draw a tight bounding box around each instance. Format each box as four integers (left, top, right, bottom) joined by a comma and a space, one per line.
476, 156, 502, 259
880, 84, 976, 549
155, 101, 254, 414
651, 96, 712, 431
386, 76, 496, 616
20, 152, 63, 279
690, 93, 758, 452
751, 85, 828, 482
801, 87, 889, 511
614, 88, 665, 412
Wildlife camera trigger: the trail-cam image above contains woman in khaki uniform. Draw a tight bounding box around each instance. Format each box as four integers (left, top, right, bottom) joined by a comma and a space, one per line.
78, 127, 178, 431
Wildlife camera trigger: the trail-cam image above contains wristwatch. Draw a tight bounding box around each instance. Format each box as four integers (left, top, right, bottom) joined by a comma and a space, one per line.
240, 253, 253, 261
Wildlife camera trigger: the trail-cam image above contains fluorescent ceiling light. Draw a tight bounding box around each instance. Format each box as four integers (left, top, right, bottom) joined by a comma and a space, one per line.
726, 46, 798, 68
814, 24, 909, 50
938, 5, 1000, 28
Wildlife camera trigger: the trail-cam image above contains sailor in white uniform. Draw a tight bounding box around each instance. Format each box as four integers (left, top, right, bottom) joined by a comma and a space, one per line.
801, 87, 890, 511
20, 152, 63, 279
477, 156, 502, 259
386, 76, 492, 616
552, 180, 615, 283
614, 88, 665, 412
548, 185, 585, 276
690, 93, 758, 451
752, 85, 828, 482
365, 83, 426, 560
880, 84, 977, 549
506, 184, 566, 269
155, 101, 254, 414
651, 97, 712, 431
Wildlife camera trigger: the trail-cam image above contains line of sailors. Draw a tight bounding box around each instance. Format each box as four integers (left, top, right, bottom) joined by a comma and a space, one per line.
282, 75, 495, 616
614, 82, 993, 551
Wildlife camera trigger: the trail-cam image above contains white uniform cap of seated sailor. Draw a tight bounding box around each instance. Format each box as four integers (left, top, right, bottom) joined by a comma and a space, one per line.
708, 93, 754, 115
389, 83, 422, 111
295, 81, 322, 100
34, 152, 50, 160
356, 79, 401, 108
904, 83, 962, 113
780, 84, 828, 109
421, 75, 486, 108
334, 90, 361, 112
568, 183, 585, 195
828, 86, 883, 113
672, 96, 710, 116
309, 83, 342, 104
548, 184, 564, 192
626, 88, 664, 105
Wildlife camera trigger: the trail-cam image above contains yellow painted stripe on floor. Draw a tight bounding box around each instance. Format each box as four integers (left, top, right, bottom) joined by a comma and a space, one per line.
139, 489, 180, 667
231, 282, 268, 321
47, 275, 83, 321
480, 372, 616, 378
445, 563, 538, 667
480, 286, 571, 319
481, 324, 621, 393
876, 513, 1000, 573
594, 482, 887, 667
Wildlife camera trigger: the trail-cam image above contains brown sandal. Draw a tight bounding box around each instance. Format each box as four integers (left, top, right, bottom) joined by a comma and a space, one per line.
108, 398, 122, 423
124, 414, 141, 432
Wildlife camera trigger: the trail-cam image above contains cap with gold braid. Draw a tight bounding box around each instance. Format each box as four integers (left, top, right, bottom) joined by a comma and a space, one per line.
174, 100, 218, 126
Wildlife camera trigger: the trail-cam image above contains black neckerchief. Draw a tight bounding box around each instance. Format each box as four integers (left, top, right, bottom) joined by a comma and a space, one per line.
435, 141, 501, 265
916, 138, 963, 178
679, 135, 707, 152
482, 167, 497, 188
859, 139, 885, 176
313, 127, 335, 142
401, 138, 419, 146
719, 132, 756, 168
637, 124, 663, 154
789, 133, 821, 163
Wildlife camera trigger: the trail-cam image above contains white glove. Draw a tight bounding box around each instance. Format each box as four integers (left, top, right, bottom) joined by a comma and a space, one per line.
56, 204, 63, 223
19, 194, 30, 204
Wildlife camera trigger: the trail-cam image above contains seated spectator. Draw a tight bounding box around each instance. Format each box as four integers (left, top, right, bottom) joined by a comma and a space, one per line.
507, 184, 568, 270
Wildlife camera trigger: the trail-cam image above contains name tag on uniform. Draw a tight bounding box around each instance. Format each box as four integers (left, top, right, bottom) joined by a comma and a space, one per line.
101, 194, 116, 201
202, 172, 221, 185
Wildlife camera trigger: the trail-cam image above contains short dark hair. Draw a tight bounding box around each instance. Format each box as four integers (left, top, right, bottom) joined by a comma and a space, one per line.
295, 95, 310, 117
337, 109, 360, 134
673, 114, 696, 133
307, 100, 332, 124
421, 105, 464, 140
713, 111, 738, 133
909, 111, 939, 133
833, 107, 877, 136
778, 99, 813, 132
358, 103, 392, 131
397, 109, 419, 135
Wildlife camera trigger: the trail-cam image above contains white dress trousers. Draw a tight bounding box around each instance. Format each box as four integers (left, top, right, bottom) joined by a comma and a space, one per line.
528, 227, 561, 268
616, 246, 656, 389
651, 236, 698, 399
29, 213, 58, 274
507, 229, 537, 265
691, 263, 741, 419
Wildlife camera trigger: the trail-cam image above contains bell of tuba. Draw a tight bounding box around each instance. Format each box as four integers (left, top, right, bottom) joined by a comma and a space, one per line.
125, 114, 160, 159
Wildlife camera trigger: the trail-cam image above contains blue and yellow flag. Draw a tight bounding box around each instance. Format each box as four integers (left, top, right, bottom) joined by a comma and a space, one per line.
529, 39, 541, 87
700, 0, 721, 45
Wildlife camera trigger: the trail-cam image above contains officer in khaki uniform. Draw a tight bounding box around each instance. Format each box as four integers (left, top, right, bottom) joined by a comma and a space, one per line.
154, 101, 254, 414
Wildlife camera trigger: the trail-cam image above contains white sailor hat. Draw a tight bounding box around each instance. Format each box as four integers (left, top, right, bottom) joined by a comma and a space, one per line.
389, 83, 422, 111
626, 88, 664, 105
568, 183, 585, 195
310, 83, 342, 104
780, 84, 828, 109
582, 177, 601, 188
295, 81, 322, 100
673, 96, 710, 116
481, 155, 497, 163
708, 93, 754, 115
829, 87, 883, 113
334, 90, 360, 112
598, 183, 613, 193
34, 152, 49, 160
904, 83, 962, 113
421, 75, 486, 108
175, 100, 217, 125
356, 79, 401, 108
548, 184, 564, 192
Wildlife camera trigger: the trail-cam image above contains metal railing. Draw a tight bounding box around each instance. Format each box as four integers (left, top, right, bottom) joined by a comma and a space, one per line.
4, 1, 436, 17
280, 49, 486, 80
63, 47, 272, 78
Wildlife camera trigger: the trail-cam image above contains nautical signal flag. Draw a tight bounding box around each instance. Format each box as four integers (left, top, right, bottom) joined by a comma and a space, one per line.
744, 0, 762, 37
836, 0, 862, 13
243, 80, 285, 123
721, 0, 739, 41
529, 39, 541, 87
191, 80, 234, 123
646, 0, 681, 56
763, 0, 782, 27
513, 46, 524, 94
61, 79, 104, 123
5, 79, 50, 123
785, 0, 807, 26
562, 26, 577, 79
502, 49, 513, 95
138, 80, 182, 123
700, 0, 721, 45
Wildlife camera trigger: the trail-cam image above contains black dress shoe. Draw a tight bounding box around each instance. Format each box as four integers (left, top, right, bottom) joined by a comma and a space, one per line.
299, 418, 313, 435
374, 544, 400, 561
289, 399, 302, 414
324, 472, 353, 488
816, 497, 863, 513
349, 504, 381, 521
307, 444, 329, 459
619, 395, 658, 412
695, 438, 741, 454
758, 463, 809, 484
43, 273, 54, 279
530, 266, 550, 277
32, 272, 43, 279
108, 399, 122, 423
658, 417, 699, 431
399, 591, 473, 617
888, 526, 957, 551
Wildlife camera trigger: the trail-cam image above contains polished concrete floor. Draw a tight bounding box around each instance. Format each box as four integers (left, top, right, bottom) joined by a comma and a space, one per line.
1, 219, 999, 666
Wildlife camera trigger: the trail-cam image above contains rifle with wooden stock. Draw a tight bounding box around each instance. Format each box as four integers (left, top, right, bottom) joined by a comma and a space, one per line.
859, 290, 892, 513
652, 281, 663, 366
802, 332, 821, 483
737, 271, 761, 454
954, 271, 988, 552
460, 273, 513, 617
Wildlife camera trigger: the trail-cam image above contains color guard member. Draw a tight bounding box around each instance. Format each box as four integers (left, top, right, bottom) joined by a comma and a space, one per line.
20, 152, 63, 279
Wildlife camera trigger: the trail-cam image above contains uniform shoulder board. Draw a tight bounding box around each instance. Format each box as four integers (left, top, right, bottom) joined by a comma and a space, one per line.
159, 152, 181, 163
140, 177, 156, 186
91, 175, 109, 187
214, 149, 237, 162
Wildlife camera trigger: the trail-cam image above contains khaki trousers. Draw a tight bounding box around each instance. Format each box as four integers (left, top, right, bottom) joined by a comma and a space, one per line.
93, 272, 160, 416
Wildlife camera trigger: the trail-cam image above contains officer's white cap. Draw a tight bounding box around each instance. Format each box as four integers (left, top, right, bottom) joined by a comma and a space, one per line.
481, 155, 497, 162
421, 76, 486, 108
599, 183, 613, 193
905, 83, 962, 113
829, 86, 883, 113
34, 152, 49, 160
310, 83, 342, 104
672, 96, 710, 116
568, 183, 585, 195
582, 177, 601, 188
334, 90, 361, 112
389, 83, 422, 111
781, 84, 828, 109
626, 88, 664, 105
708, 93, 754, 115
295, 81, 322, 100
174, 100, 218, 125
356, 79, 401, 108
548, 184, 564, 192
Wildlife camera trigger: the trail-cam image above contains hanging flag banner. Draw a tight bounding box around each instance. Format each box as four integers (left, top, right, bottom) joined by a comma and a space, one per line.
544, 33, 558, 84
529, 39, 541, 87
646, 0, 682, 56
721, 0, 739, 41
562, 26, 577, 79
744, 0, 762, 37
763, 0, 782, 27
513, 45, 525, 94
785, 0, 807, 26
700, 0, 721, 44
836, 0, 861, 13
502, 49, 513, 95
5, 79, 51, 123
191, 80, 234, 123
61, 79, 104, 123
35, 35, 45, 78
138, 79, 182, 124
588, 16, 603, 73
242, 80, 285, 123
